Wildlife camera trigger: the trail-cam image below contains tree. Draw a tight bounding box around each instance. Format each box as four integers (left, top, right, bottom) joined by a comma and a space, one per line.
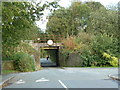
46, 1, 119, 67
86, 6, 118, 37
2, 1, 59, 60
85, 1, 104, 11
46, 8, 71, 37
46, 2, 90, 37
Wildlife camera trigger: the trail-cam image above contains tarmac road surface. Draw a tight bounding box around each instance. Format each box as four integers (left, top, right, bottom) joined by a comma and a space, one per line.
3, 67, 118, 88
40, 58, 56, 67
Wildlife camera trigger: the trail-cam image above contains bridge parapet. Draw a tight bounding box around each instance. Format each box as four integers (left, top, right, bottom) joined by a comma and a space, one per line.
22, 40, 63, 50
35, 35, 64, 43
34, 43, 63, 47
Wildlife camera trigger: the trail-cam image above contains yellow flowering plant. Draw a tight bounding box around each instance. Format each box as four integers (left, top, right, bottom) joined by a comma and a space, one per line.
102, 52, 111, 58
102, 52, 118, 67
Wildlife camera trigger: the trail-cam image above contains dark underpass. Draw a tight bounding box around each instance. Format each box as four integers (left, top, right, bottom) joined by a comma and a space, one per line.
40, 48, 60, 67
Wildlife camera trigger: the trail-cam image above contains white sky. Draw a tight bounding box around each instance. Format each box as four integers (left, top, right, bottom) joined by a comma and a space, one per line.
35, 0, 119, 32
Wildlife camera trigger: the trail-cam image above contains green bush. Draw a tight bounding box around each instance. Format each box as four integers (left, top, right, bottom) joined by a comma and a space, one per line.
13, 52, 35, 72
92, 34, 119, 66
109, 57, 118, 67
102, 52, 118, 67
60, 31, 119, 67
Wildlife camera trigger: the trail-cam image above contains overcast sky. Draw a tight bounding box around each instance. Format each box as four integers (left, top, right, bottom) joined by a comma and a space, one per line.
35, 0, 119, 32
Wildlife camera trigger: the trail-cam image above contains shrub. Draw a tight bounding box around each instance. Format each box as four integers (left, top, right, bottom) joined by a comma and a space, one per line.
102, 52, 119, 67
60, 32, 119, 67
62, 36, 77, 50
91, 33, 119, 66
109, 57, 118, 67
76, 32, 94, 44
13, 52, 35, 72
102, 52, 111, 58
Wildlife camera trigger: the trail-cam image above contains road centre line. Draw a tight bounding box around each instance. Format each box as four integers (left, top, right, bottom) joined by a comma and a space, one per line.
58, 80, 68, 90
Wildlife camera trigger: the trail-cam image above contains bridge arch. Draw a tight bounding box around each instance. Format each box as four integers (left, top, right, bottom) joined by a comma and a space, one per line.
40, 46, 60, 67
26, 34, 64, 68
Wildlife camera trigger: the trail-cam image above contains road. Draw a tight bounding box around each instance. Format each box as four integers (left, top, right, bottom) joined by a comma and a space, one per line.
40, 58, 56, 67
3, 67, 118, 88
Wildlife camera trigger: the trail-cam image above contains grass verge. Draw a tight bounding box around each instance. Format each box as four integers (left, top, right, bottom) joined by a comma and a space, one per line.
2, 70, 19, 75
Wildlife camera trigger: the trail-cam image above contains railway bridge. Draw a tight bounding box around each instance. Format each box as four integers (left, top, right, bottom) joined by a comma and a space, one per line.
27, 35, 64, 68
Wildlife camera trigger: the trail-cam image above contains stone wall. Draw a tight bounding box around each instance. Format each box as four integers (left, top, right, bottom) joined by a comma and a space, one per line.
59, 52, 83, 67
66, 53, 83, 67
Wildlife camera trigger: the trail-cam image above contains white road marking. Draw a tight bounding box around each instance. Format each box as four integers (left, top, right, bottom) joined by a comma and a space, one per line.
58, 80, 68, 90
15, 79, 25, 84
36, 78, 49, 82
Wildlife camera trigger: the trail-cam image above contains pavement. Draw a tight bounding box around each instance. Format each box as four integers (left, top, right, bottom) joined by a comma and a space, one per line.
1, 67, 119, 88
0, 73, 15, 89
108, 74, 120, 81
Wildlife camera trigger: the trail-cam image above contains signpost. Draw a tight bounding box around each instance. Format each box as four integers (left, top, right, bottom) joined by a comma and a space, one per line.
47, 40, 53, 46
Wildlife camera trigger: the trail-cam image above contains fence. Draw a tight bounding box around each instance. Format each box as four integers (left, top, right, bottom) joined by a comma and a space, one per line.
34, 35, 64, 43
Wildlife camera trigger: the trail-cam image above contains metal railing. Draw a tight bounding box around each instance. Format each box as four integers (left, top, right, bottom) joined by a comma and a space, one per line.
34, 35, 64, 43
